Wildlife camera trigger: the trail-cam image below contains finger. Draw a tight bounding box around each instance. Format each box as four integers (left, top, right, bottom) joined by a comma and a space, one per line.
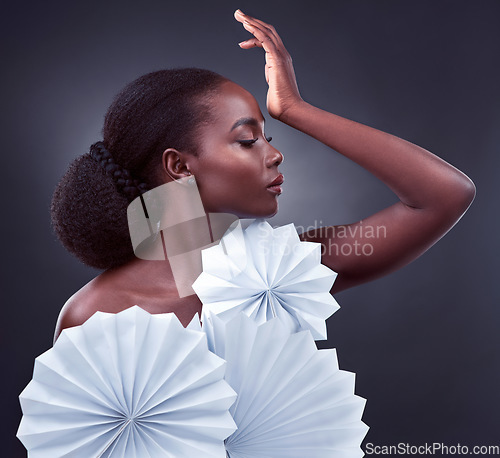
241, 21, 279, 55
238, 38, 262, 49
235, 9, 272, 31
242, 14, 277, 36
234, 8, 248, 23
234, 10, 284, 46
234, 10, 278, 44
235, 10, 285, 59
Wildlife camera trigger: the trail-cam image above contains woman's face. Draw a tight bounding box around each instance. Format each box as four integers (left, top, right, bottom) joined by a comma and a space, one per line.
187, 81, 284, 218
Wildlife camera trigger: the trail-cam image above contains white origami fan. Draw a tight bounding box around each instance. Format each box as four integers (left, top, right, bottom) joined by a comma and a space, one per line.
202, 312, 369, 458
192, 219, 339, 340
17, 306, 237, 457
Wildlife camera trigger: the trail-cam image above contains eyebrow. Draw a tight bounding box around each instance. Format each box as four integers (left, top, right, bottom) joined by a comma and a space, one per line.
230, 117, 263, 132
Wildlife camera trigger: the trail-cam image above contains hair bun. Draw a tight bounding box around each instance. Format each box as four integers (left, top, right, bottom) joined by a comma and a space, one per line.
50, 154, 135, 269
52, 68, 227, 270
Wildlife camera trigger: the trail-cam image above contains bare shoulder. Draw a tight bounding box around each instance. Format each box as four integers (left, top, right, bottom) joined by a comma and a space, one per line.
53, 273, 132, 344
53, 261, 203, 344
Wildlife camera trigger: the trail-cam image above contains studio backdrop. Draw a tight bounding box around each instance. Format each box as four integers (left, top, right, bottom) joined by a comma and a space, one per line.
3, 1, 499, 457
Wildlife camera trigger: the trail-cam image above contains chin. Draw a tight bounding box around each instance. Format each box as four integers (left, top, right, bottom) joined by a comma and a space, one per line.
254, 204, 279, 219
266, 207, 279, 218
229, 206, 277, 219
211, 198, 279, 219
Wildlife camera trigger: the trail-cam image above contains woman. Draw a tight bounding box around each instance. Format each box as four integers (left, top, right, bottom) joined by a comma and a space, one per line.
52, 9, 475, 341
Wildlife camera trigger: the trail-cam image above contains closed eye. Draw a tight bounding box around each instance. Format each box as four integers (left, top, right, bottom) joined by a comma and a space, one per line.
238, 139, 258, 147
237, 136, 273, 148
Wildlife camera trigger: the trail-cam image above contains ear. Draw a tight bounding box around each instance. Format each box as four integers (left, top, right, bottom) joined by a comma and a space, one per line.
161, 148, 192, 181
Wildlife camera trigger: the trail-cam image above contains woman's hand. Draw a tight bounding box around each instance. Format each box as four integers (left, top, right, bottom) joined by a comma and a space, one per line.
234, 9, 302, 120
234, 11, 475, 294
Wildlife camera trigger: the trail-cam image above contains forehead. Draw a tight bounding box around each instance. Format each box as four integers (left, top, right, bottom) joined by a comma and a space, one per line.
209, 81, 265, 129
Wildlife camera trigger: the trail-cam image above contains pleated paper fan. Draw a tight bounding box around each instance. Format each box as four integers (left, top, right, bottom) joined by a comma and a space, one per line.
203, 312, 369, 458
17, 306, 237, 457
192, 219, 339, 340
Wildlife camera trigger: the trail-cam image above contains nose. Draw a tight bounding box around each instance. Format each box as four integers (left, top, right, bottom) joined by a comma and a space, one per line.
265, 144, 284, 168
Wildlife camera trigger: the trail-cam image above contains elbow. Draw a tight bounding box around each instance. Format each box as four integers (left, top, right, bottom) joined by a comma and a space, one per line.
454, 174, 476, 213
439, 173, 476, 219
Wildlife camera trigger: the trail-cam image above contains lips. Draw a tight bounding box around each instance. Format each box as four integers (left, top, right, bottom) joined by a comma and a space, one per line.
267, 174, 284, 188
267, 174, 284, 195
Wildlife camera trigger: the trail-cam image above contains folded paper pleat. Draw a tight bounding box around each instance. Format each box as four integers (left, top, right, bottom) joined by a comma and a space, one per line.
202, 312, 369, 458
17, 306, 237, 457
193, 219, 340, 340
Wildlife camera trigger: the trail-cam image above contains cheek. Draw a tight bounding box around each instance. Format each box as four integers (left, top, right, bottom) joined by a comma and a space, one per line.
199, 151, 260, 187
209, 164, 256, 199
195, 155, 264, 209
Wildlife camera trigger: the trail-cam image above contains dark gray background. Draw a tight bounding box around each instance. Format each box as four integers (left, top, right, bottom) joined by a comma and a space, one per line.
3, 0, 499, 456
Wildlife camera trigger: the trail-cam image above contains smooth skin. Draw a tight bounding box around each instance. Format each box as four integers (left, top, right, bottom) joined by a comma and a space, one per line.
54, 10, 475, 342
54, 77, 284, 342
234, 9, 475, 292
162, 80, 284, 218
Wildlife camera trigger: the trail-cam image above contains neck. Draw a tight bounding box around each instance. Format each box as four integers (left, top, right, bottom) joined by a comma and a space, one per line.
128, 219, 239, 298
127, 180, 239, 297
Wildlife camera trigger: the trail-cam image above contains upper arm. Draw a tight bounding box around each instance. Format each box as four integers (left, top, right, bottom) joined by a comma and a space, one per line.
300, 195, 474, 293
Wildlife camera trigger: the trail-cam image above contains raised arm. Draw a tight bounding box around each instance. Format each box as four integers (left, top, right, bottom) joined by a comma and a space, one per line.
234, 10, 475, 292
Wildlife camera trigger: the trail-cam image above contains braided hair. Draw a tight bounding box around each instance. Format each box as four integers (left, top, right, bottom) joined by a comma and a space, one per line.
51, 68, 228, 270
89, 141, 149, 201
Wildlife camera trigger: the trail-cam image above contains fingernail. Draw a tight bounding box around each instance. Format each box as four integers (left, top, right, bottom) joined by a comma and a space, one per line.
236, 9, 244, 14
